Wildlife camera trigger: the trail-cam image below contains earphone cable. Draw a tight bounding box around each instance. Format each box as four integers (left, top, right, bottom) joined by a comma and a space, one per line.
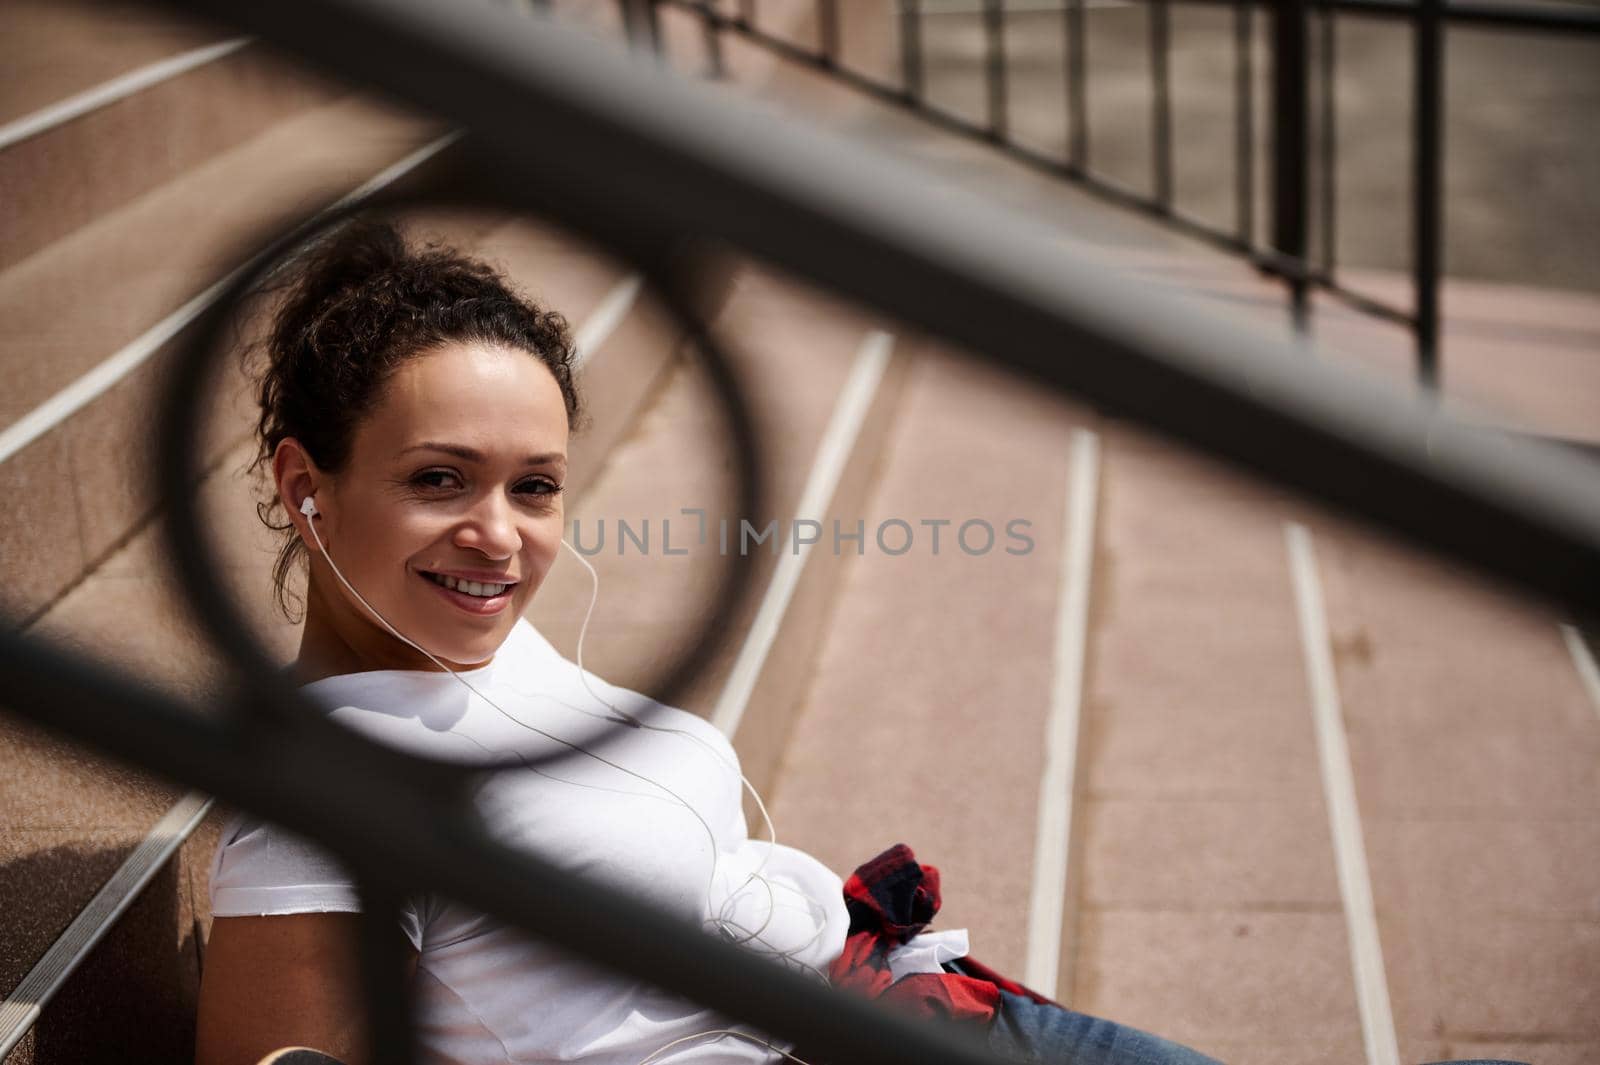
301, 505, 815, 967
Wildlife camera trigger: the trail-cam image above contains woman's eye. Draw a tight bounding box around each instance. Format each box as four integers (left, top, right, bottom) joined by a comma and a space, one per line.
412, 469, 463, 491
515, 477, 563, 500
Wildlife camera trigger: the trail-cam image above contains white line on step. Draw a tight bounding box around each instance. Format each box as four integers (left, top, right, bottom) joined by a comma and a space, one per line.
1286, 522, 1400, 1065
1023, 427, 1099, 996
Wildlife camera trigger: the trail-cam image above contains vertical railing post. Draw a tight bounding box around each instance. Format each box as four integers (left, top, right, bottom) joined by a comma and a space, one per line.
1318, 7, 1337, 276
1067, 0, 1088, 173
1151, 0, 1173, 210
983, 0, 1007, 141
1271, 0, 1311, 332
900, 0, 924, 102
620, 0, 662, 54
1414, 0, 1443, 386
818, 0, 839, 66
1235, 2, 1255, 247
357, 881, 418, 1065
699, 1, 725, 78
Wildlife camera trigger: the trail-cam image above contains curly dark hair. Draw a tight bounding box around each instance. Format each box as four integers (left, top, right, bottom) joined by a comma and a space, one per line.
251, 217, 584, 620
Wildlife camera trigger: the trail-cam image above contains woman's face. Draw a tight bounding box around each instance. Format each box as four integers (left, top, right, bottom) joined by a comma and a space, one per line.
302, 341, 570, 668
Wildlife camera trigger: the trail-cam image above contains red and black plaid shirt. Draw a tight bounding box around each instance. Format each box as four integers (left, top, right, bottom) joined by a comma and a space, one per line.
826, 843, 1059, 1024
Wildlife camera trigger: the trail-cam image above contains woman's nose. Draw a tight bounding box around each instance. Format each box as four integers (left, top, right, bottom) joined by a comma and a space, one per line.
453, 495, 521, 558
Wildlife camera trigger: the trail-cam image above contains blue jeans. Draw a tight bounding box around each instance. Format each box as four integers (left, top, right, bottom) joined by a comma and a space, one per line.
985, 992, 1530, 1065
985, 991, 1223, 1064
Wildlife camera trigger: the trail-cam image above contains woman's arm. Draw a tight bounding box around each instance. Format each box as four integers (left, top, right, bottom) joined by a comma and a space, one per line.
195, 913, 418, 1065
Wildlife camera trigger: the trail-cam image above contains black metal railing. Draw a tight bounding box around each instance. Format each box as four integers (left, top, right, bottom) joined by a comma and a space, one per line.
3, 0, 1598, 1061
662, 0, 1600, 387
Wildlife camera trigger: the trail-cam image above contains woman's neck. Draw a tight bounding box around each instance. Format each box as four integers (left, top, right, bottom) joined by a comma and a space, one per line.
292, 574, 453, 685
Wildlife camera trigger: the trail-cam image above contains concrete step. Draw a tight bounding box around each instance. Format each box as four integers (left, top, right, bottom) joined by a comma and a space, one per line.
0, 12, 345, 277
0, 95, 443, 624
1, 1, 226, 127
1071, 428, 1363, 1065
1307, 505, 1600, 1065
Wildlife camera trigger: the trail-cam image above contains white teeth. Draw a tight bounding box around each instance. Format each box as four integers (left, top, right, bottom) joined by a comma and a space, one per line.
426, 573, 510, 597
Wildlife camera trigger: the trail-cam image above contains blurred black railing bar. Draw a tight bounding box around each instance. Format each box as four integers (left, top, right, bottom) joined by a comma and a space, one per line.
0, 627, 1003, 1065
171, 0, 1598, 749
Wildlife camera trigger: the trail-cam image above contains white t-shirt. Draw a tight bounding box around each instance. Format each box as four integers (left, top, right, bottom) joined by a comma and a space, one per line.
208, 618, 850, 1064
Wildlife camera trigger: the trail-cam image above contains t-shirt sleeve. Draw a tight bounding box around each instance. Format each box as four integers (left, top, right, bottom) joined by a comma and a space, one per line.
208, 810, 425, 951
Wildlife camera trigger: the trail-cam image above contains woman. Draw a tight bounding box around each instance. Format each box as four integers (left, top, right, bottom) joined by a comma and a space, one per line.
193, 220, 1224, 1065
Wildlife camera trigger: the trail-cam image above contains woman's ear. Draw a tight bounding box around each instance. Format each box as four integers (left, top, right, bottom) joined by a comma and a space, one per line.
272, 438, 323, 548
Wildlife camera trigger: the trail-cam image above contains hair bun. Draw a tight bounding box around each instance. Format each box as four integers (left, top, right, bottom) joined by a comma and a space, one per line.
273, 218, 408, 346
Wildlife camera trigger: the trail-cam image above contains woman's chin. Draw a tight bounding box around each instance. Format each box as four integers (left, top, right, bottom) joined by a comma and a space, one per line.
412, 619, 514, 670
395, 580, 525, 666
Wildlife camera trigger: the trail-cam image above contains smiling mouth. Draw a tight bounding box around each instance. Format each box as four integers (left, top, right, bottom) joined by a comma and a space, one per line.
421, 571, 517, 599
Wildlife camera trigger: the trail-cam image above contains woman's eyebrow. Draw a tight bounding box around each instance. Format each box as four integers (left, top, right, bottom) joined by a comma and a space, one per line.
401, 441, 565, 466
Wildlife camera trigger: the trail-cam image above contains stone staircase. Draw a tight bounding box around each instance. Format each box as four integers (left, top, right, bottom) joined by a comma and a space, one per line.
2, 3, 1597, 1065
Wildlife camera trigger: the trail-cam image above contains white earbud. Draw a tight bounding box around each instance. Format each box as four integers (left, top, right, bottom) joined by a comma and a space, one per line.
300, 495, 319, 518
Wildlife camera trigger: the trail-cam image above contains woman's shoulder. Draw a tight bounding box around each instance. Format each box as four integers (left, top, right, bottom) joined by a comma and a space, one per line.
296, 618, 733, 762
497, 619, 737, 756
